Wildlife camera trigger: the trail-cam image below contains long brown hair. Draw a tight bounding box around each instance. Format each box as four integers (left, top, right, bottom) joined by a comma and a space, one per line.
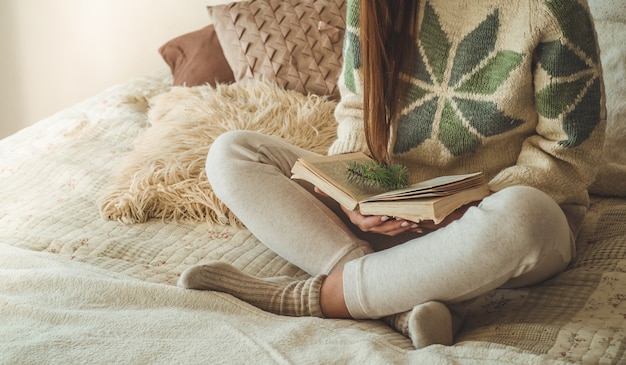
360, 0, 420, 164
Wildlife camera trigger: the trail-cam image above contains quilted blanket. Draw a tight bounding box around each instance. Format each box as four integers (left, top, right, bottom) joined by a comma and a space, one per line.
0, 72, 625, 365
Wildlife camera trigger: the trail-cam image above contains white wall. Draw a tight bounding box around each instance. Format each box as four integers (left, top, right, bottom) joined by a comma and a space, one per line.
0, 0, 227, 139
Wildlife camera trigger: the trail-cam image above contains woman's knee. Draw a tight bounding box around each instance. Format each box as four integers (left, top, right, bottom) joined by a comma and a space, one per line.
205, 131, 254, 198
207, 130, 258, 168
489, 186, 568, 232
482, 186, 571, 264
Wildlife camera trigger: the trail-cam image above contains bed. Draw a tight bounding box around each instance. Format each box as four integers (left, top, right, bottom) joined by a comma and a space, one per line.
1, 1, 625, 364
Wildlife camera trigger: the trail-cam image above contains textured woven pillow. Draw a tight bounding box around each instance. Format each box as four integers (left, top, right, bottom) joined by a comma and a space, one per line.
209, 0, 346, 99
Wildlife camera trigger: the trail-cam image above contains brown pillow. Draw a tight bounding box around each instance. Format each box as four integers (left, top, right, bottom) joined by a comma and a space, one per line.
209, 0, 346, 99
159, 25, 235, 87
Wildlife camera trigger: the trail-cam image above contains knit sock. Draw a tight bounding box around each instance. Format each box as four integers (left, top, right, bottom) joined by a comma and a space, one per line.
383, 301, 454, 349
178, 261, 326, 317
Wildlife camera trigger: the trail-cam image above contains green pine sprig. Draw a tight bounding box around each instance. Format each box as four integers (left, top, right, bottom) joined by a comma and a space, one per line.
346, 160, 409, 190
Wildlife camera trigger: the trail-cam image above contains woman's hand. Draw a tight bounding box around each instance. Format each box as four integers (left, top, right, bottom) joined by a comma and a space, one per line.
316, 186, 480, 236
315, 186, 420, 236
339, 205, 421, 236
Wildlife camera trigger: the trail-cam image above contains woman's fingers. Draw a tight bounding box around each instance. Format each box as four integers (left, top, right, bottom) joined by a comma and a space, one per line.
340, 205, 418, 236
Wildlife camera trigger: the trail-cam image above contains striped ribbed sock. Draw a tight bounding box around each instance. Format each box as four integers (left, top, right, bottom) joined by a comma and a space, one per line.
178, 261, 326, 318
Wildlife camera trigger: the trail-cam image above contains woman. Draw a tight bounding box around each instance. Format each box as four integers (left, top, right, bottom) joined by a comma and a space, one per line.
179, 0, 605, 348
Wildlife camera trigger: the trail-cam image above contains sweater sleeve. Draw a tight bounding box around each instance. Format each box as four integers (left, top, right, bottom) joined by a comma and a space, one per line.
328, 0, 369, 156
489, 1, 606, 207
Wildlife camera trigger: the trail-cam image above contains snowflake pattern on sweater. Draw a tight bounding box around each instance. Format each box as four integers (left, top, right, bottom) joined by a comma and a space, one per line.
333, 0, 605, 206
537, 0, 603, 148
394, 5, 525, 156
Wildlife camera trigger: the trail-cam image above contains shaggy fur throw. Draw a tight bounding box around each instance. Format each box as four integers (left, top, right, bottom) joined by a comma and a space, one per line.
97, 80, 338, 225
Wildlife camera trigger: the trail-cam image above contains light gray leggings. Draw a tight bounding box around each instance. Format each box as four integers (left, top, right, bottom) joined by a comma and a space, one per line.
207, 130, 578, 319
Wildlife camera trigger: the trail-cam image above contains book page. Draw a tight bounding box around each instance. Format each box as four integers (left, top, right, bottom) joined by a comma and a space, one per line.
309, 159, 387, 199
362, 172, 484, 202
296, 153, 384, 197
360, 184, 490, 223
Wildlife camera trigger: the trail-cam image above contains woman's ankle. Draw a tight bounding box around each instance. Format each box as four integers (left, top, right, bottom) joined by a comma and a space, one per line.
319, 270, 352, 318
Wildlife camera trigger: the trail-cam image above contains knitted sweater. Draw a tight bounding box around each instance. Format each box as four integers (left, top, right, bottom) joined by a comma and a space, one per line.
329, 0, 606, 207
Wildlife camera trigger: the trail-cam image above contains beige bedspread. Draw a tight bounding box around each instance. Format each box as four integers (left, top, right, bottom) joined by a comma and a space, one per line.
0, 73, 625, 365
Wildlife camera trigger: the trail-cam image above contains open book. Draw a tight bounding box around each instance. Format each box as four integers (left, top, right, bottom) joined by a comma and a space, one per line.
291, 152, 491, 224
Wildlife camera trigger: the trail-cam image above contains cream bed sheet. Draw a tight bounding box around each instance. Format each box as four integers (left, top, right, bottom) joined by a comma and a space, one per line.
0, 72, 625, 365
